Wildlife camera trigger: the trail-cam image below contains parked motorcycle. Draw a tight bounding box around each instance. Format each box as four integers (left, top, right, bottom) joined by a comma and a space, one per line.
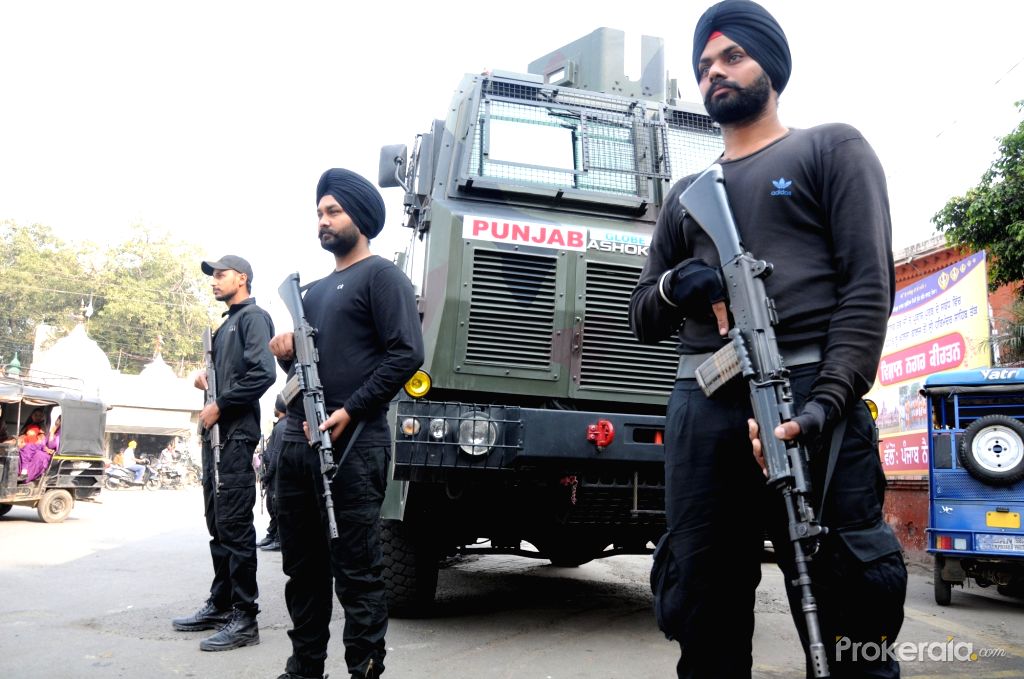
177, 449, 202, 486
104, 459, 161, 490
155, 461, 199, 489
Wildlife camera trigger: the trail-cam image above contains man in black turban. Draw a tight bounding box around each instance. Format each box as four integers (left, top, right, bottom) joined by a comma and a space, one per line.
269, 169, 423, 679
692, 0, 791, 96
316, 168, 386, 246
632, 1, 906, 677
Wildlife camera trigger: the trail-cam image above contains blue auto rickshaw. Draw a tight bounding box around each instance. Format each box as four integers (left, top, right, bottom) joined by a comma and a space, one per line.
922, 368, 1024, 604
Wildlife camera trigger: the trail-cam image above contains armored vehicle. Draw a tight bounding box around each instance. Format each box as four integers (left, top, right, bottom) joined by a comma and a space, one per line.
378, 29, 723, 613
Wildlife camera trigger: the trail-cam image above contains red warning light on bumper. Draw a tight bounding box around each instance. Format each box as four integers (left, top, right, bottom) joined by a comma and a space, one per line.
587, 419, 615, 450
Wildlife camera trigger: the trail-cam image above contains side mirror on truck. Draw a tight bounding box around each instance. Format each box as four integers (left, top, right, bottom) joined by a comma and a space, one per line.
378, 144, 408, 190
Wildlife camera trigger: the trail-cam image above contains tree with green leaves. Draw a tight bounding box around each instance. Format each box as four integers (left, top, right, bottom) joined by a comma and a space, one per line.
0, 220, 219, 375
934, 102, 1024, 365
934, 101, 1024, 294
0, 220, 88, 370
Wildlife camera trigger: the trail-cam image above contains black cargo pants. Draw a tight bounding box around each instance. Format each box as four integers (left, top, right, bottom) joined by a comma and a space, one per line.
276, 439, 389, 678
202, 437, 259, 614
657, 364, 907, 678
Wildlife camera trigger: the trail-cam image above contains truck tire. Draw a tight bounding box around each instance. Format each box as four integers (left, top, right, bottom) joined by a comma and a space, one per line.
381, 519, 439, 617
38, 489, 74, 524
934, 556, 952, 606
959, 415, 1024, 486
0, 503, 11, 516
997, 578, 1024, 599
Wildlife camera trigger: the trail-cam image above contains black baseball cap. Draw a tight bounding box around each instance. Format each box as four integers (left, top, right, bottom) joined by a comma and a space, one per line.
201, 255, 253, 282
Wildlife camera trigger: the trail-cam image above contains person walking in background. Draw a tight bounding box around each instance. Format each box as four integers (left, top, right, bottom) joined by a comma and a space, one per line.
258, 394, 287, 552
172, 255, 277, 652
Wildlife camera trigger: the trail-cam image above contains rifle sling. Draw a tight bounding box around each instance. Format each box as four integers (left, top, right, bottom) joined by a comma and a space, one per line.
818, 417, 847, 524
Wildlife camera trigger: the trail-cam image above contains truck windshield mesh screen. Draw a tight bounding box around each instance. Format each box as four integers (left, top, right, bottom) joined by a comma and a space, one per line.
468, 99, 641, 197
665, 110, 723, 186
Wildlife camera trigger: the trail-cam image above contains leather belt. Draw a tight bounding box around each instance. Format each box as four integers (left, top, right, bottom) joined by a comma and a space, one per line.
676, 342, 823, 380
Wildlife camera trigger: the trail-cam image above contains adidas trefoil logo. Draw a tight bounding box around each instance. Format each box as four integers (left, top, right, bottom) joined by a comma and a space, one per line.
770, 177, 793, 197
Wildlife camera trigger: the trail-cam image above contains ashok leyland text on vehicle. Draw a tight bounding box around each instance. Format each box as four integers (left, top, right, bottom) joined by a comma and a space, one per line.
377, 29, 723, 613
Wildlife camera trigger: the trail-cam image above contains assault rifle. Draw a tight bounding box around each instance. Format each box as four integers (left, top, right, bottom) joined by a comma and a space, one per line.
202, 328, 222, 495
679, 164, 830, 678
278, 272, 364, 540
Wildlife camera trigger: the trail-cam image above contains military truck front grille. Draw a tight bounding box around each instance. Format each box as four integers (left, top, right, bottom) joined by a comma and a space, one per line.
466, 250, 557, 369
579, 261, 677, 394
664, 108, 724, 187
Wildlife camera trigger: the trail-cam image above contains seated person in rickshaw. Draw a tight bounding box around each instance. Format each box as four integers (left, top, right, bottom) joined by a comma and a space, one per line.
0, 407, 13, 444
19, 407, 48, 436
47, 415, 61, 451
17, 425, 53, 482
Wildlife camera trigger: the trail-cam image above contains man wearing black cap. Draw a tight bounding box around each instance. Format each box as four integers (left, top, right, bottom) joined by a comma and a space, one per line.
173, 255, 277, 652
269, 168, 423, 679
630, 1, 906, 677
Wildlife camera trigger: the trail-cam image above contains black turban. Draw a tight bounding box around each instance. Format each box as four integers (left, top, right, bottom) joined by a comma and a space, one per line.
692, 0, 792, 94
315, 168, 386, 240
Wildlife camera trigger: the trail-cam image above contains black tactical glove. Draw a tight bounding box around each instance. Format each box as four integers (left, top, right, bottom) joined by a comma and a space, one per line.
666, 258, 726, 317
791, 401, 829, 444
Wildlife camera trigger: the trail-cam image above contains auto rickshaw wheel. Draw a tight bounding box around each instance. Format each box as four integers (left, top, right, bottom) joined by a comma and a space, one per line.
38, 489, 74, 524
959, 415, 1024, 486
934, 556, 952, 606
0, 503, 11, 516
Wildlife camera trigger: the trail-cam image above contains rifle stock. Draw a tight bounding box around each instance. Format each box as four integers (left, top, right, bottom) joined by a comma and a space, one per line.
679, 164, 830, 678
202, 328, 222, 495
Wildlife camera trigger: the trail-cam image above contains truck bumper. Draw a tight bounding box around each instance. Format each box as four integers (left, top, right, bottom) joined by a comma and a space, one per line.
393, 399, 665, 473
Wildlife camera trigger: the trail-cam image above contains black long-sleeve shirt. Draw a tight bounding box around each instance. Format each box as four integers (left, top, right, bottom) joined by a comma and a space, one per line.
210, 298, 277, 440
630, 124, 895, 423
283, 256, 425, 447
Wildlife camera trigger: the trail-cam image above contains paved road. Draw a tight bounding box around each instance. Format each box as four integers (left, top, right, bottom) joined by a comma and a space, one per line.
1, 489, 1021, 678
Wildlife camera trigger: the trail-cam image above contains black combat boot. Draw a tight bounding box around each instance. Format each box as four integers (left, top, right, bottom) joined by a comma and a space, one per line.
259, 537, 281, 551
199, 608, 260, 651
276, 674, 325, 679
172, 598, 232, 631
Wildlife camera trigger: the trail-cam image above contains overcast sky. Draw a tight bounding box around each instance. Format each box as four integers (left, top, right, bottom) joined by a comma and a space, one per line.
3, 0, 1023, 335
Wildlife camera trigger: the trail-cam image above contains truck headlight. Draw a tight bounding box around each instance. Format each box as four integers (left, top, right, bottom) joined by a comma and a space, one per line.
458, 412, 496, 456
401, 417, 421, 436
429, 418, 449, 441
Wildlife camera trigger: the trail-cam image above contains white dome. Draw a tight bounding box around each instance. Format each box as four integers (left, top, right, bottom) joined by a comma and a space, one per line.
139, 353, 176, 380
30, 324, 112, 394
